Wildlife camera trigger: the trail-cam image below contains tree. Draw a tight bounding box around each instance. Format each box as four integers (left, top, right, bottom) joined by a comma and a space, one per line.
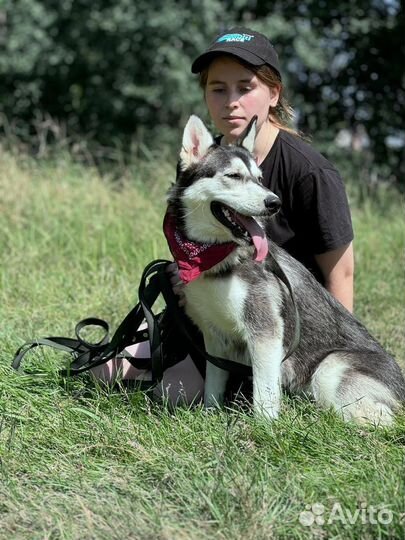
0, 0, 403, 182
252, 0, 404, 181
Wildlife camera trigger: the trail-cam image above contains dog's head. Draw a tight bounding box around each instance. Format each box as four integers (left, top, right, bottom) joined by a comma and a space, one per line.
167, 115, 280, 258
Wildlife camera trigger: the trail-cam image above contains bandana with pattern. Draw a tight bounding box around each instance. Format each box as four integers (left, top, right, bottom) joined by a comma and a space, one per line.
163, 211, 236, 284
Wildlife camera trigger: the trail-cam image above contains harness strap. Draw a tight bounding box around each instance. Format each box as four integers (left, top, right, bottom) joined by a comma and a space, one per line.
158, 251, 301, 376
270, 254, 301, 362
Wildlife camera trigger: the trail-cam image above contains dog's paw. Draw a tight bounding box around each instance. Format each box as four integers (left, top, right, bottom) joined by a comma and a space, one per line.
253, 400, 280, 421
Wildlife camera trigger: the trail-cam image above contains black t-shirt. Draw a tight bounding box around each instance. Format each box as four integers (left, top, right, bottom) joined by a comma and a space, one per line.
259, 130, 354, 281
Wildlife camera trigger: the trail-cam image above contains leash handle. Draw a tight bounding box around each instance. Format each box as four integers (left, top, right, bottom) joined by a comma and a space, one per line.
74, 318, 110, 348
12, 317, 110, 372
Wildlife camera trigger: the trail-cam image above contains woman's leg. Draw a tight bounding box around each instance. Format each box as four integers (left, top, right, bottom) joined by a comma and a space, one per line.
90, 339, 204, 406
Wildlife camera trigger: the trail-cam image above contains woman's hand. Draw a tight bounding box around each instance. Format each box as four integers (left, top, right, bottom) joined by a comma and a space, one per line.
166, 262, 186, 307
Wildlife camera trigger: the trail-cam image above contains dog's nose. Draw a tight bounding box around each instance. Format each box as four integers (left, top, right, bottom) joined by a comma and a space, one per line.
264, 195, 281, 213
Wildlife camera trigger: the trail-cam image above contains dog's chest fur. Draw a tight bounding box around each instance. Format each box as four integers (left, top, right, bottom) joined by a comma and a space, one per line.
184, 274, 249, 338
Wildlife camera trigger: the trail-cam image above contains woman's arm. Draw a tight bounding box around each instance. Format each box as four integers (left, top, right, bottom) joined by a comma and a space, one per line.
315, 242, 354, 312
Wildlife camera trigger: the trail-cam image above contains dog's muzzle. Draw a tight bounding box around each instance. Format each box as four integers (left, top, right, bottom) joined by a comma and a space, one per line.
264, 194, 281, 214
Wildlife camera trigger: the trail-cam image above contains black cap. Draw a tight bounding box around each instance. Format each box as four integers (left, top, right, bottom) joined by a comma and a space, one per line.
191, 27, 281, 80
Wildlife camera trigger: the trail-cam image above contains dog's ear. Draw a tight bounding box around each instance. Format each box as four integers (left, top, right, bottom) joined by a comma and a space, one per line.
180, 115, 214, 168
238, 115, 257, 153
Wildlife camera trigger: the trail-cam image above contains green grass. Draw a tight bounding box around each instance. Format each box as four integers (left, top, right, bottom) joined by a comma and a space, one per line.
0, 150, 404, 539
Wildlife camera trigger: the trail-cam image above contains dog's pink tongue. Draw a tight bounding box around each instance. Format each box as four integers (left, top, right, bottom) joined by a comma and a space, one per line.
235, 215, 268, 262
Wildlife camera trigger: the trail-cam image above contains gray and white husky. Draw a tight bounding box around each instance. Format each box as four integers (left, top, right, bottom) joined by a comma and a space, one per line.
166, 115, 405, 425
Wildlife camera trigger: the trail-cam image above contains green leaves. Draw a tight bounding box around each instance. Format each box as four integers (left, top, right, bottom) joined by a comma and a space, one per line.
0, 0, 403, 183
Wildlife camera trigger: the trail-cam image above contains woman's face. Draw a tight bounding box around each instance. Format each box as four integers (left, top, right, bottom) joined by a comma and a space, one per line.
204, 56, 280, 143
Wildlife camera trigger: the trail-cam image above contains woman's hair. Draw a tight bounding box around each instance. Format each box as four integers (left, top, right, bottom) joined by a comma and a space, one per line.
199, 57, 299, 136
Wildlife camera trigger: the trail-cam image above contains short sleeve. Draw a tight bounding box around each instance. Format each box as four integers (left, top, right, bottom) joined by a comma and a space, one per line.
292, 168, 354, 254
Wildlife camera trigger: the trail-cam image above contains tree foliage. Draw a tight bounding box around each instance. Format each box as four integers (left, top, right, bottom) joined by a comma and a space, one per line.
256, 0, 404, 180
0, 0, 403, 181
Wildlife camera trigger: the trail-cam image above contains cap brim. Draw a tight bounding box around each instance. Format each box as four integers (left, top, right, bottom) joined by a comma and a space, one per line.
191, 47, 265, 74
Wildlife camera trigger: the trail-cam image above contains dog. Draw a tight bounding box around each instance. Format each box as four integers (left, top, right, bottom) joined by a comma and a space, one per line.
164, 115, 405, 425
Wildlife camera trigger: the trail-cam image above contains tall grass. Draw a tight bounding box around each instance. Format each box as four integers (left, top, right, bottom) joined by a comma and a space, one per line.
0, 149, 404, 539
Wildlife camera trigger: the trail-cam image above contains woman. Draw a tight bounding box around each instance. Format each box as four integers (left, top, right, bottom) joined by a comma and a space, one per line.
92, 27, 354, 404
191, 26, 354, 311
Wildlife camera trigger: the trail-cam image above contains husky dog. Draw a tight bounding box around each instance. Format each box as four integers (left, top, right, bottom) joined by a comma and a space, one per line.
165, 115, 405, 425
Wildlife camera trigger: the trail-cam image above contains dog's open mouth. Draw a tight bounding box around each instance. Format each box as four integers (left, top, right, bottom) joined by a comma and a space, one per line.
210, 201, 268, 261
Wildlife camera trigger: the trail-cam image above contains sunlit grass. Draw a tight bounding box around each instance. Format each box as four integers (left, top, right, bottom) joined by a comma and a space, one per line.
0, 150, 404, 539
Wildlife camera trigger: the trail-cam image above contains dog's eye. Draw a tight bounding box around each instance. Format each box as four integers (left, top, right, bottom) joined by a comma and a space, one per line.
226, 173, 242, 180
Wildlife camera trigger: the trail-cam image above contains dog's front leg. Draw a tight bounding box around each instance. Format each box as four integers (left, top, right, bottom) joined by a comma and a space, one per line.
204, 361, 229, 408
203, 334, 229, 408
250, 339, 283, 420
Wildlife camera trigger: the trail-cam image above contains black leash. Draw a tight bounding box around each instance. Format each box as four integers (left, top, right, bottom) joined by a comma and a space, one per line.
12, 256, 301, 382
12, 260, 173, 388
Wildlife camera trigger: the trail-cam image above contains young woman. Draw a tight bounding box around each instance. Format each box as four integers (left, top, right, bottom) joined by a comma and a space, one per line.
191, 26, 354, 311
92, 27, 354, 404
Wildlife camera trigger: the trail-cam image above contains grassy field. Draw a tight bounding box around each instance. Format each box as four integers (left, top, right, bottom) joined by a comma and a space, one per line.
0, 149, 404, 539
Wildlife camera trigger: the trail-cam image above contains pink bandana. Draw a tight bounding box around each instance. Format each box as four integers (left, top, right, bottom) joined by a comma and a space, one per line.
163, 211, 236, 284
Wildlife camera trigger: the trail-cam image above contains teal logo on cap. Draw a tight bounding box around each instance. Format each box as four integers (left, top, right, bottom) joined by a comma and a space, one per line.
217, 33, 254, 43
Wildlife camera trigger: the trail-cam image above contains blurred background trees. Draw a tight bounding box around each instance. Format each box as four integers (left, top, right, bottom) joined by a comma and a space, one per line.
0, 0, 403, 184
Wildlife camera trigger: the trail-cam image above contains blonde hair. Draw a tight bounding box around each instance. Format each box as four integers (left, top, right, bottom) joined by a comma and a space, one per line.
199, 57, 299, 136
